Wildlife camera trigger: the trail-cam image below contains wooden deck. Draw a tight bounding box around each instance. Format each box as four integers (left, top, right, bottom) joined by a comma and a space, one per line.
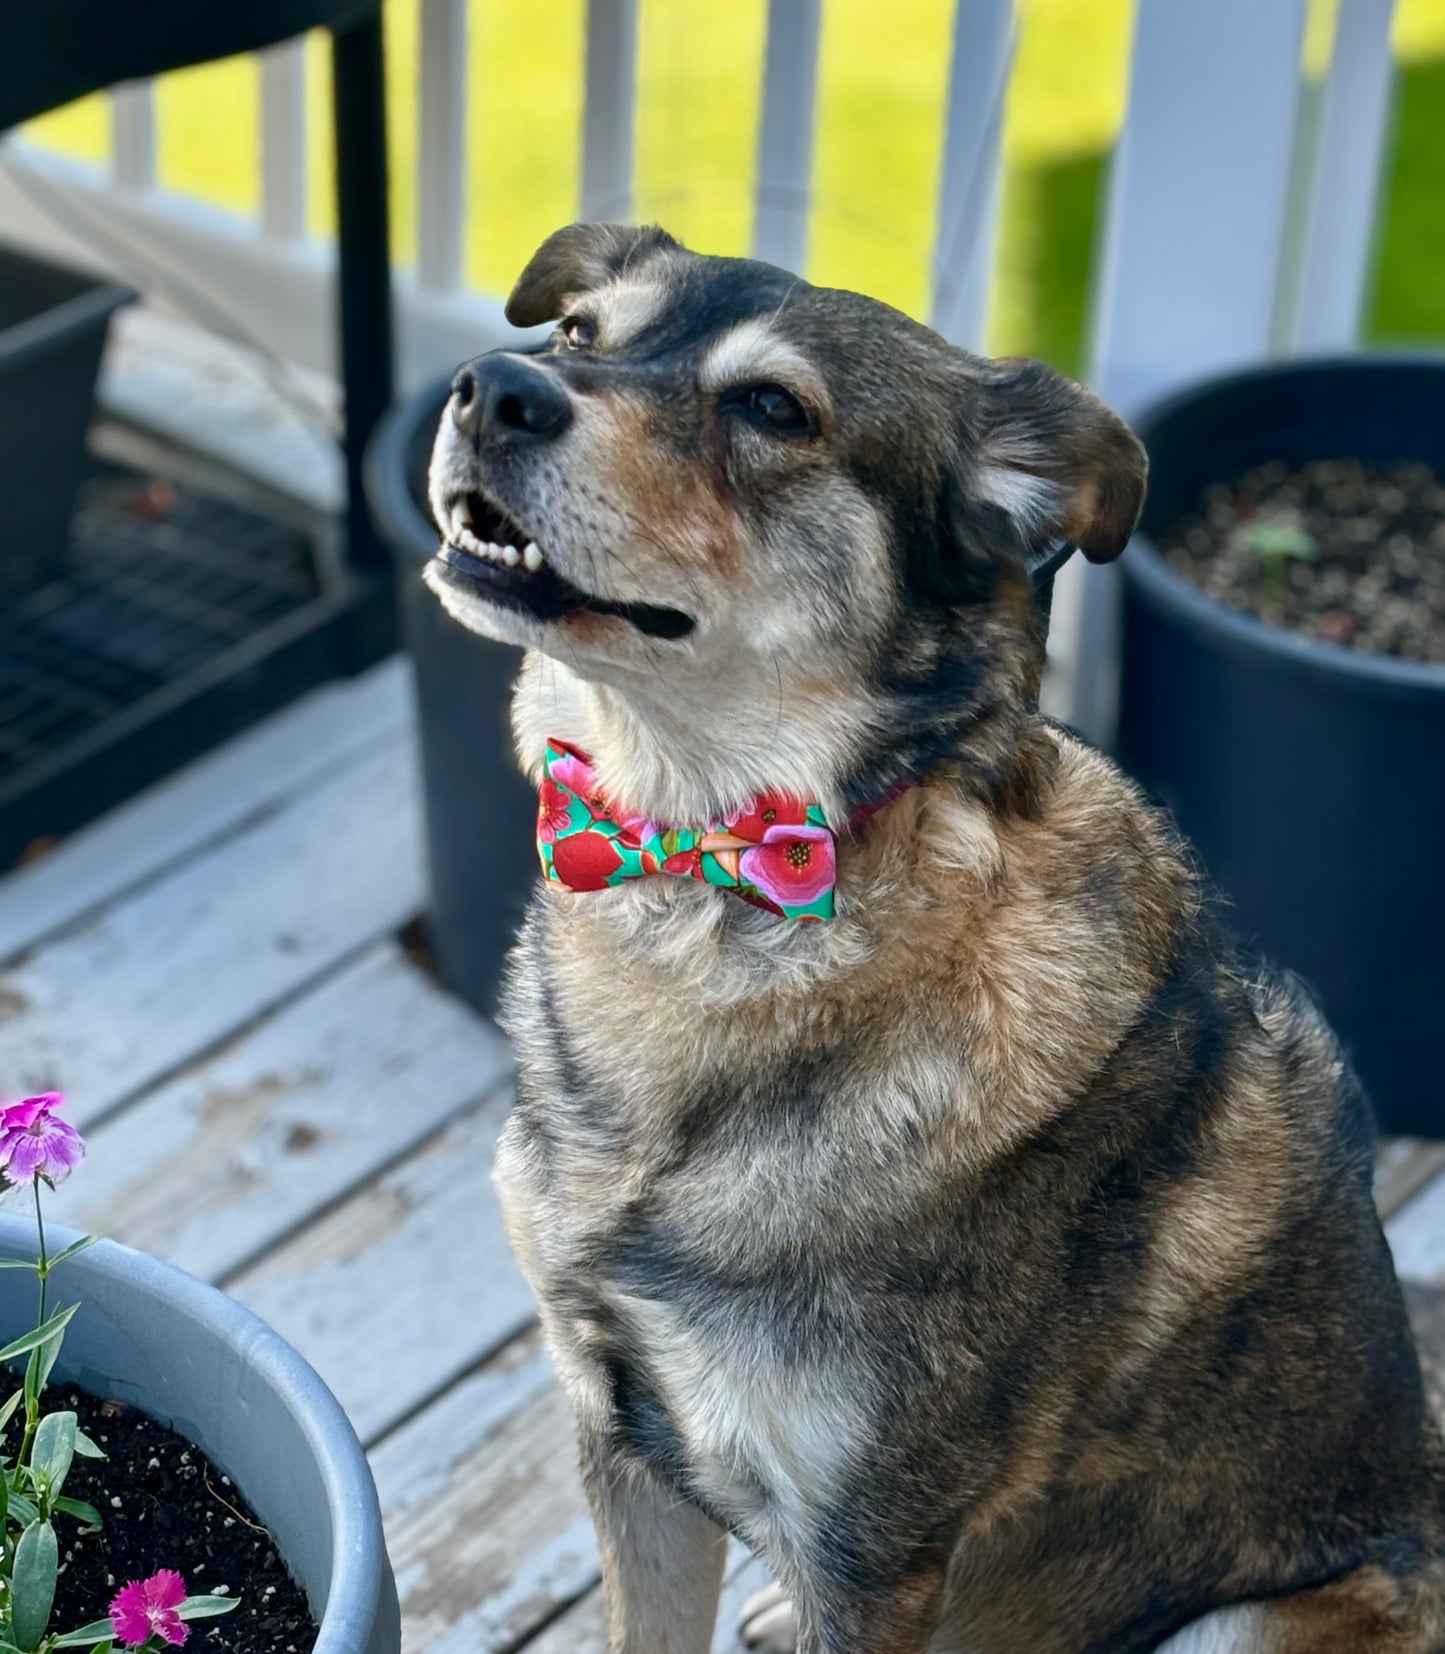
1, 657, 1442, 1651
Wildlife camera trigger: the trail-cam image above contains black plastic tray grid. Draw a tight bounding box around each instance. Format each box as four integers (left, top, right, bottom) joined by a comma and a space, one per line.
0, 470, 321, 782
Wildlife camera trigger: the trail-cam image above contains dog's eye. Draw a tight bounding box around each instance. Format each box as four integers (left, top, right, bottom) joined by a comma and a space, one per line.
560, 316, 597, 350
726, 383, 813, 435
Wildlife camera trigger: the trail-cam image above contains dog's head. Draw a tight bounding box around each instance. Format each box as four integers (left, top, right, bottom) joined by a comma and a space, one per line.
426, 223, 1145, 817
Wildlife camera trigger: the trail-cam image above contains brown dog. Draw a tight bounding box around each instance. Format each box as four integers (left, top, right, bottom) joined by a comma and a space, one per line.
424, 223, 1445, 1653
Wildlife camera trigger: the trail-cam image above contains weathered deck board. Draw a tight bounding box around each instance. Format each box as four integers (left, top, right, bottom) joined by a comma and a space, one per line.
227, 1099, 532, 1443
384, 1380, 596, 1654
1376, 1138, 1445, 1228
28, 942, 509, 1283
370, 1327, 554, 1518
1387, 1167, 1445, 1285
0, 739, 424, 1123
0, 658, 412, 967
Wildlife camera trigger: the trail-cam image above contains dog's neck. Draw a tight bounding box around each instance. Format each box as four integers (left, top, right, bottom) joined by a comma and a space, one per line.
512, 651, 884, 827
512, 647, 1024, 1004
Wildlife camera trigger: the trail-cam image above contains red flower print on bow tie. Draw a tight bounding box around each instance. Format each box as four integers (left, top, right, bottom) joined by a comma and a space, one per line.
728, 795, 810, 842
551, 829, 625, 891
550, 743, 654, 841
537, 778, 572, 844
738, 824, 836, 907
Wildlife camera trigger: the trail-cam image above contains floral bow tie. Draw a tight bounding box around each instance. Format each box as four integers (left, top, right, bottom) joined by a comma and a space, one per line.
537, 739, 839, 921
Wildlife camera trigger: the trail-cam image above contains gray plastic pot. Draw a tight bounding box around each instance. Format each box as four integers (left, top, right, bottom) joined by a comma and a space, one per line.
0, 1213, 400, 1654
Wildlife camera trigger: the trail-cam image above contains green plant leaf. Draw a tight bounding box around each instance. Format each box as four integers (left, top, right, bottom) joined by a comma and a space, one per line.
0, 1305, 78, 1367
70, 1430, 105, 1461
10, 1518, 58, 1650
30, 1413, 76, 1499
8, 1490, 39, 1525
21, 1315, 72, 1421
1242, 517, 1317, 562
46, 1238, 100, 1272
0, 1388, 24, 1440
52, 1496, 102, 1532
48, 1621, 115, 1649
177, 1595, 242, 1620
0, 1259, 38, 1271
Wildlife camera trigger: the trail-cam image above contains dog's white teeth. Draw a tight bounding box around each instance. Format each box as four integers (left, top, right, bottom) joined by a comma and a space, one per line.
451, 521, 543, 572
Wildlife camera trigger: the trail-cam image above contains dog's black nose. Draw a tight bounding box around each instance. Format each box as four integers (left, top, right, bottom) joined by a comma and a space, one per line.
450, 353, 573, 445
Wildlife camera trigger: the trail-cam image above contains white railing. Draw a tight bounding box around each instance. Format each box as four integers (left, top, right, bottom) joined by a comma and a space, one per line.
0, 0, 1402, 733
260, 40, 310, 246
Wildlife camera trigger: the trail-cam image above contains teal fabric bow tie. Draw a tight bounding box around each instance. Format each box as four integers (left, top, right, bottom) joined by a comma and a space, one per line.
536, 738, 840, 922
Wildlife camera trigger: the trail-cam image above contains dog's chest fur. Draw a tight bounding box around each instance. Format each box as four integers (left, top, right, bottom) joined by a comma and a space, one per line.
495, 881, 950, 1556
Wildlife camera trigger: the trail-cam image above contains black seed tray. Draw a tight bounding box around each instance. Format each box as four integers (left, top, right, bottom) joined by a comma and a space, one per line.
0, 465, 395, 871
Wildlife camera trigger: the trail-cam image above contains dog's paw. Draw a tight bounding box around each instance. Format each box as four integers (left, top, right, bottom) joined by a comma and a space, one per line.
739, 1583, 798, 1652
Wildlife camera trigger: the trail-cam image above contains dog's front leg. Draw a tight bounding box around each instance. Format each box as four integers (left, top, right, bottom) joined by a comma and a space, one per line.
582, 1438, 727, 1654
780, 1558, 947, 1654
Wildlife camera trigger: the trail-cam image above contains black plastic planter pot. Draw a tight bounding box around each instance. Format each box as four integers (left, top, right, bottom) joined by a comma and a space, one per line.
0, 1214, 401, 1654
0, 245, 134, 595
1117, 355, 1445, 1138
366, 376, 537, 1016
367, 371, 1078, 1019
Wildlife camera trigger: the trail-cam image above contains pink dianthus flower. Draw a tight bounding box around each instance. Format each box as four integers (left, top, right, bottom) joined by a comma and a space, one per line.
0, 1093, 85, 1187
110, 1570, 190, 1648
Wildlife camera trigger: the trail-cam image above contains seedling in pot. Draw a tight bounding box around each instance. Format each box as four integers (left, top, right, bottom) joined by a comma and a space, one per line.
1239, 514, 1318, 603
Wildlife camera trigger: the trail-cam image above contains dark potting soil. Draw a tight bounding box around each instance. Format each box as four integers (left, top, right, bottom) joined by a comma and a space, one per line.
47, 1387, 318, 1653
1155, 457, 1445, 663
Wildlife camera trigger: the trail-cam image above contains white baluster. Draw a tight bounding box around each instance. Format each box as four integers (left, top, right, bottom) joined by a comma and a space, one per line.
582, 0, 638, 221
1090, 0, 1309, 413
1289, 0, 1398, 352
261, 40, 309, 243
930, 0, 1015, 349
1050, 0, 1310, 745
111, 81, 156, 192
418, 0, 469, 289
752, 0, 822, 274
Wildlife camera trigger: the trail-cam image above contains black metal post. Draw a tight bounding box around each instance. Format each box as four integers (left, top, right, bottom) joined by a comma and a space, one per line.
331, 5, 394, 575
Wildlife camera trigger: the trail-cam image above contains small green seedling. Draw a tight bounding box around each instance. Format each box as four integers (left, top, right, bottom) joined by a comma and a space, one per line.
1241, 516, 1317, 602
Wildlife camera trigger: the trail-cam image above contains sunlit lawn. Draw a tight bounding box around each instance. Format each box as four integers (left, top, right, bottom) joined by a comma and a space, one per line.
20, 0, 1445, 377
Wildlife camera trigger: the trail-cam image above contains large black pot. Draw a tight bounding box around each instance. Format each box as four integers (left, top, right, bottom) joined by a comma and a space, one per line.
365, 377, 536, 1016
1117, 356, 1445, 1138
367, 372, 1077, 1018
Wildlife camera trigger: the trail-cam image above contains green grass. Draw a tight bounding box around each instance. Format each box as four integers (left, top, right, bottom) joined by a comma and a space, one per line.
18, 0, 1445, 368
1370, 55, 1445, 343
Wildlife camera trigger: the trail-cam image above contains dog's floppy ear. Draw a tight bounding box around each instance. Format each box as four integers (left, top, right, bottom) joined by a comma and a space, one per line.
962, 357, 1147, 564
505, 222, 680, 328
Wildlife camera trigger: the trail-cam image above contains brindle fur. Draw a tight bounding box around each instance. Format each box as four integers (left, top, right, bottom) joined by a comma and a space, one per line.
424, 224, 1445, 1653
